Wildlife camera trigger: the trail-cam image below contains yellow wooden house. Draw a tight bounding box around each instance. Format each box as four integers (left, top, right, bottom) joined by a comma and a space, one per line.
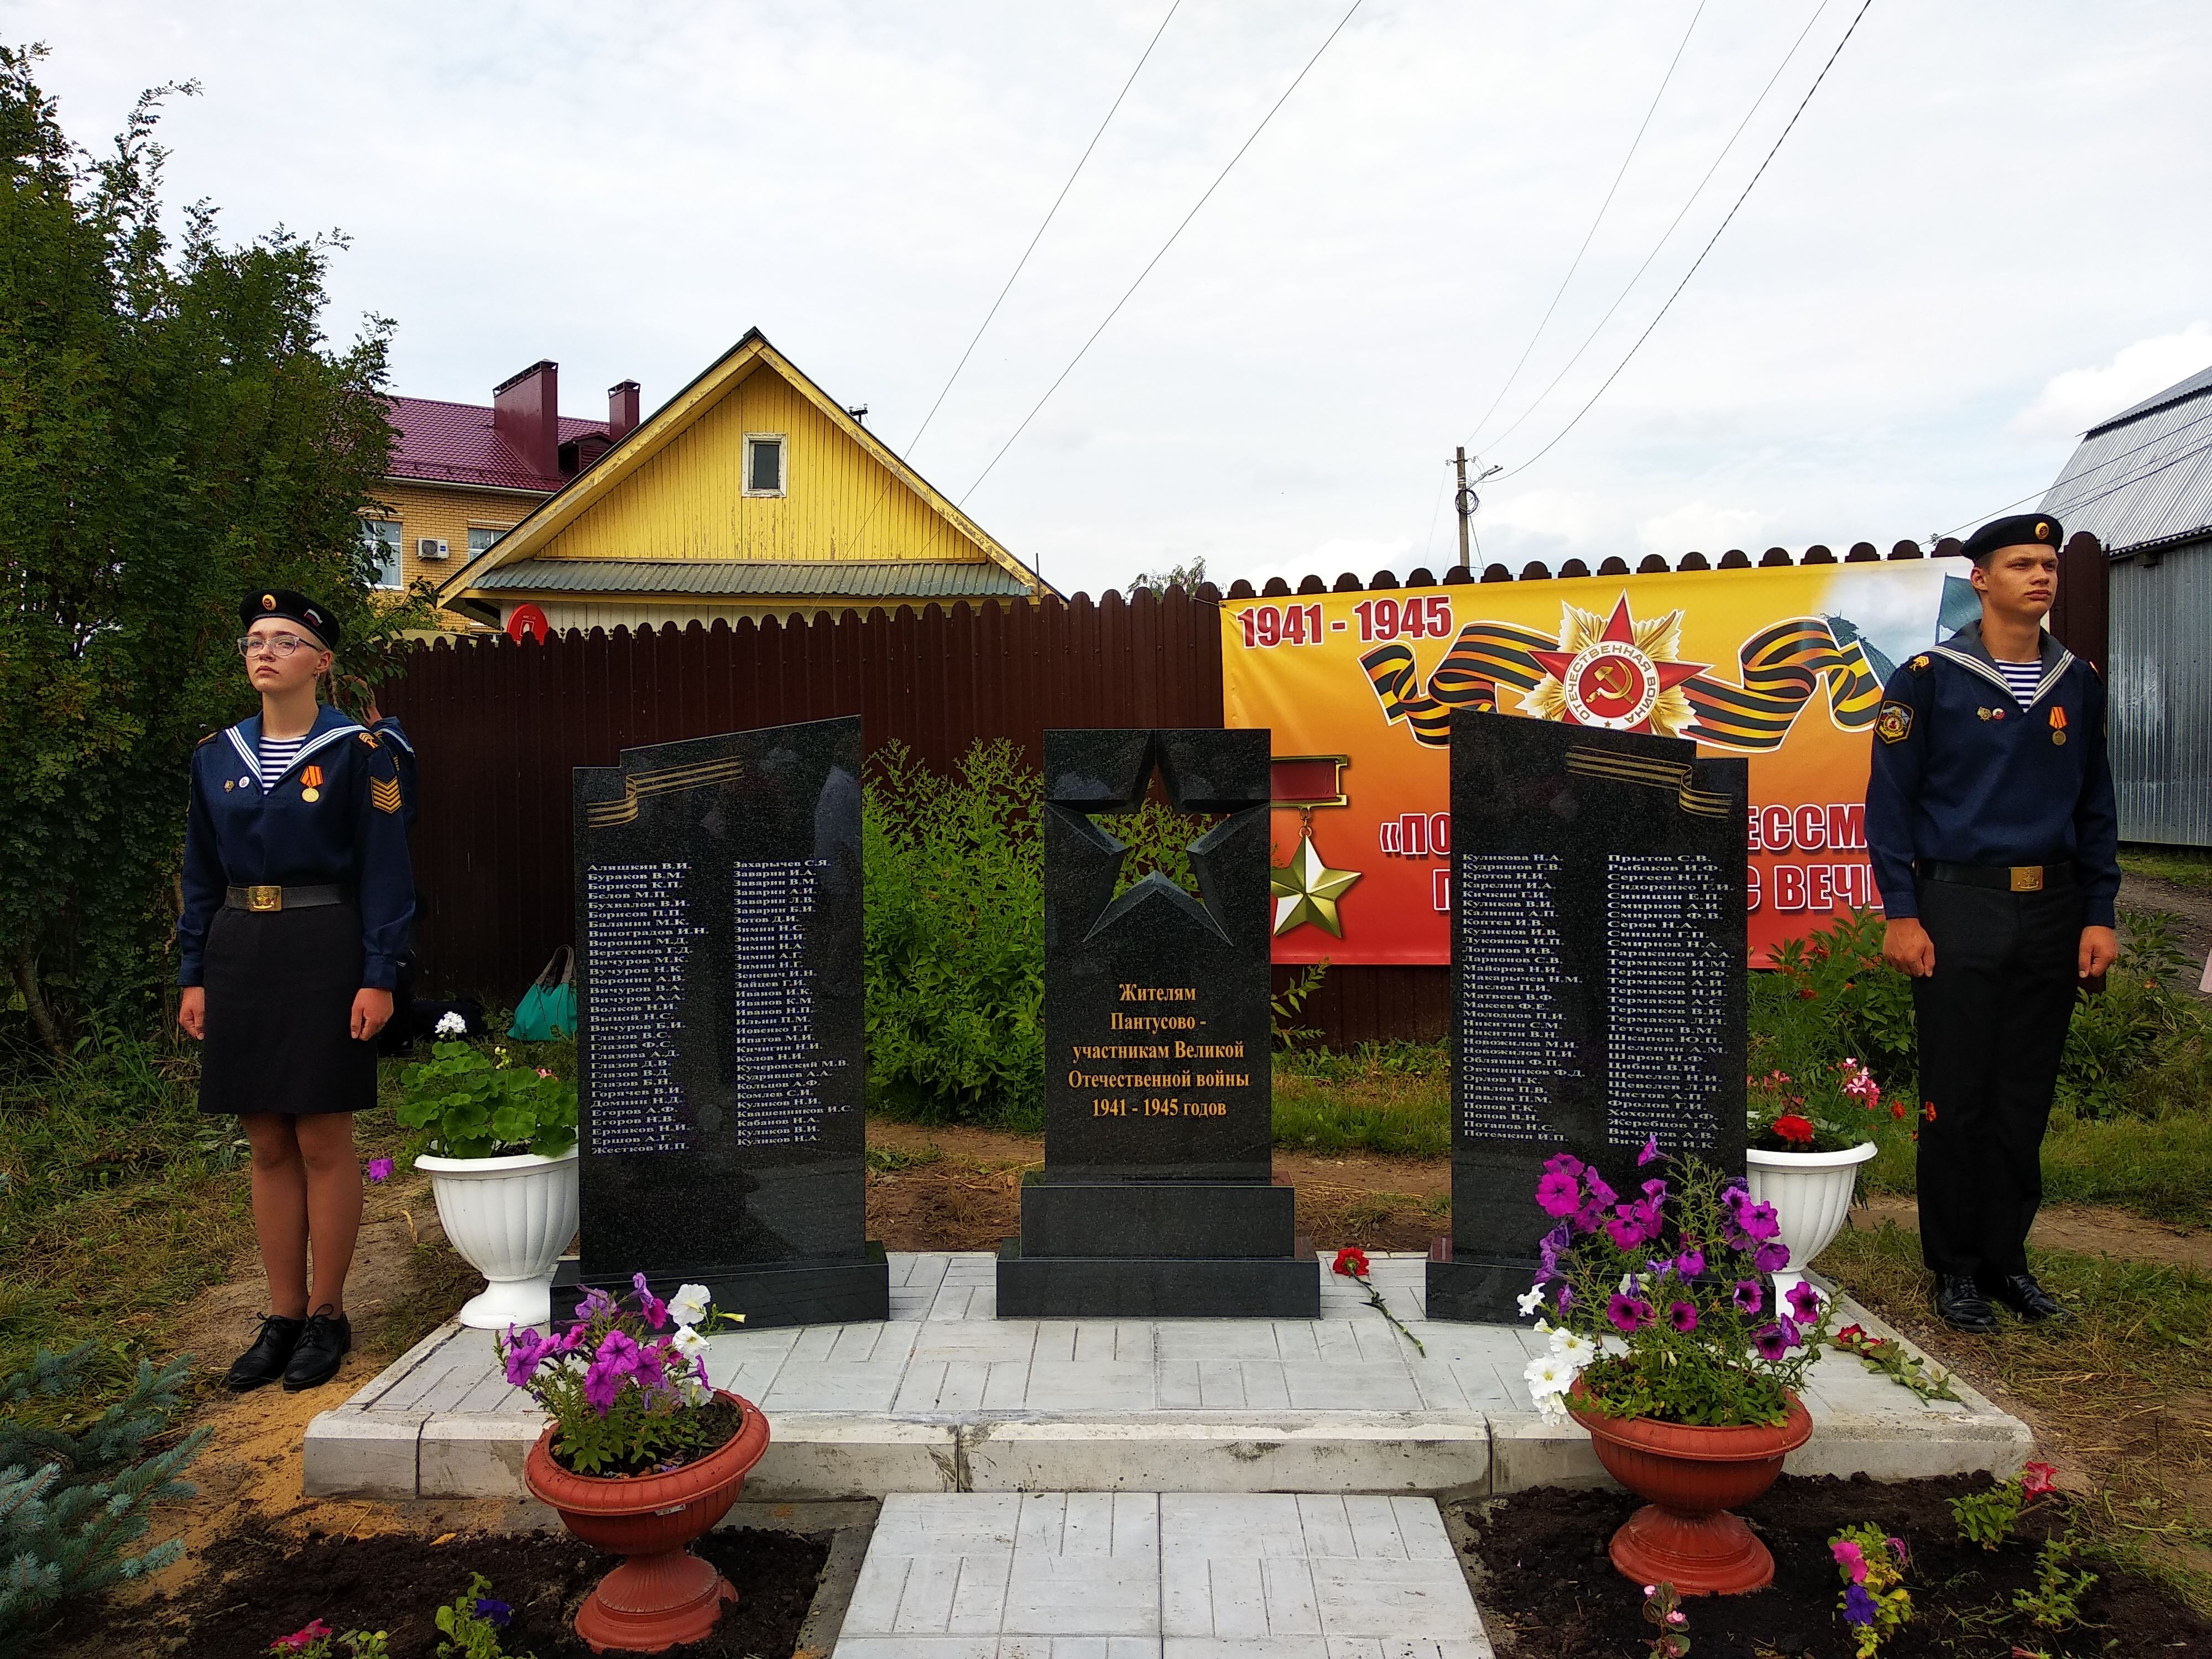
436, 330, 1050, 632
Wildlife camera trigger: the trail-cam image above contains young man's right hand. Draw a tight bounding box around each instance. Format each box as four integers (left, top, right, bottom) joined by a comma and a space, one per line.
1882, 917, 1936, 977
179, 985, 206, 1039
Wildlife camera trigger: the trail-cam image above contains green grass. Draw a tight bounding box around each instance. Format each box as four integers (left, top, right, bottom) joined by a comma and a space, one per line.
1820, 1222, 2212, 1608
1271, 1043, 1451, 1159
2120, 842, 2212, 891
1862, 1107, 2212, 1228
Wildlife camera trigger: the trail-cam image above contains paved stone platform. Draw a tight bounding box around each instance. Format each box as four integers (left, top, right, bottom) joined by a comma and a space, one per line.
304, 1252, 2030, 1502
833, 1491, 1490, 1658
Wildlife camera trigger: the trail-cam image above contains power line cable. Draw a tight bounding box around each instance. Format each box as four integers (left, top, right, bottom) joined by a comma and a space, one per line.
1475, 0, 1834, 455
959, 0, 1367, 507
1462, 0, 1708, 451
1492, 0, 1876, 484
1934, 401, 2212, 542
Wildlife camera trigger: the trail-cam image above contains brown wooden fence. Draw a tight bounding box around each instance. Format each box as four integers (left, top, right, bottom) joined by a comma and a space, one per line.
382, 536, 2107, 1048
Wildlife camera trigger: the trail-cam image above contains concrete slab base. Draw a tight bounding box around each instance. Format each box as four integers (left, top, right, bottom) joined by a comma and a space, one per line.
304, 1253, 2029, 1502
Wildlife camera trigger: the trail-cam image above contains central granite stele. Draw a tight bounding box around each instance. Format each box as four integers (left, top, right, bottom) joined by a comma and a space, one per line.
996, 728, 1320, 1319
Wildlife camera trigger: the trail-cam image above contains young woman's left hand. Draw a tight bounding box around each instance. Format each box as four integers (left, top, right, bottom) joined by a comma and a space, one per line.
352, 987, 395, 1041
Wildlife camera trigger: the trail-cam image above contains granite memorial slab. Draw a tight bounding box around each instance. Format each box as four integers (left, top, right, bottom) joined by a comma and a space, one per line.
570, 716, 887, 1328
1428, 710, 1747, 1323
996, 728, 1320, 1318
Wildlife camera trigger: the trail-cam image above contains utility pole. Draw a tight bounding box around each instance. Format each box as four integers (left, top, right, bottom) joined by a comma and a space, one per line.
1454, 447, 1472, 571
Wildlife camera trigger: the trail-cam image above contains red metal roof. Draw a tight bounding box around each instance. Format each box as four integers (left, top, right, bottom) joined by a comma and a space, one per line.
386, 397, 607, 492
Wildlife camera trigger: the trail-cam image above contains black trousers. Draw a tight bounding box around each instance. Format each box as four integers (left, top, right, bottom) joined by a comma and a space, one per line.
1911, 878, 2083, 1281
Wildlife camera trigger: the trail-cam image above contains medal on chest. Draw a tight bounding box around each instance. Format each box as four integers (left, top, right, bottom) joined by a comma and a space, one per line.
2049, 707, 2067, 746
301, 764, 324, 802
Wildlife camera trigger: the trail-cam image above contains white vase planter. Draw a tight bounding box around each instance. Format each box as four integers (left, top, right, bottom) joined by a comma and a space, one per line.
1744, 1141, 1878, 1305
415, 1145, 581, 1330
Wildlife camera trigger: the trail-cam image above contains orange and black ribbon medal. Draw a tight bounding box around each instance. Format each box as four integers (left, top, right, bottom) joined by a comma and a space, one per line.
301, 764, 324, 802
2049, 707, 2067, 747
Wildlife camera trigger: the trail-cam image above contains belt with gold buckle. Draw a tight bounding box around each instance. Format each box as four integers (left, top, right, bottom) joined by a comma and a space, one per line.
224, 884, 350, 913
1922, 861, 2076, 894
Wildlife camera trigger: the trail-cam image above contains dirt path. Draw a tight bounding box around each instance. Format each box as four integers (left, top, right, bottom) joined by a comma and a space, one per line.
1849, 1190, 2212, 1272
2120, 869, 2212, 999
865, 1118, 1451, 1253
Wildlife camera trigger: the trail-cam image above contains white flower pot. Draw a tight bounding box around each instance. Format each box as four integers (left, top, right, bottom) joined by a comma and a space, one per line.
1744, 1141, 1878, 1305
415, 1145, 580, 1330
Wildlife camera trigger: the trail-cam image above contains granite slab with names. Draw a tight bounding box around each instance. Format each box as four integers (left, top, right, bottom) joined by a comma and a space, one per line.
997, 728, 1320, 1318
570, 716, 887, 1327
1429, 711, 1749, 1323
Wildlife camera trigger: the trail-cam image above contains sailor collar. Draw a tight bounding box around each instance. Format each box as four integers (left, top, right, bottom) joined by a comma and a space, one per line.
225, 707, 368, 790
1926, 619, 2072, 711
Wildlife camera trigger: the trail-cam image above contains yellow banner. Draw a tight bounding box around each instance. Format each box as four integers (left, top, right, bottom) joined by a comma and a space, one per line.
1222, 561, 1957, 964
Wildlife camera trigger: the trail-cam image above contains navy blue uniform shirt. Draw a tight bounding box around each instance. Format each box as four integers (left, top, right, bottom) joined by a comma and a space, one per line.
178, 705, 416, 988
1864, 619, 2120, 927
369, 713, 420, 835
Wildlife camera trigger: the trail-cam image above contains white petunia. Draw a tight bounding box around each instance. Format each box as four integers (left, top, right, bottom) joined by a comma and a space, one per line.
1515, 1285, 1547, 1318
434, 1011, 467, 1039
667, 1283, 712, 1327
1549, 1329, 1598, 1369
670, 1324, 710, 1361
1524, 1353, 1574, 1421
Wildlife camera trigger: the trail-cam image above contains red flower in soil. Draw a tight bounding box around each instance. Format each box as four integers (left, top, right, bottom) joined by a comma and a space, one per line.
1331, 1246, 1370, 1280
2021, 1460, 2059, 1495
1772, 1114, 1816, 1147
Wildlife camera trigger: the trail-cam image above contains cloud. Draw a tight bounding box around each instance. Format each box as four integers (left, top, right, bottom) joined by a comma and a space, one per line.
2011, 323, 2212, 439
1636, 500, 1769, 559
1238, 536, 1413, 592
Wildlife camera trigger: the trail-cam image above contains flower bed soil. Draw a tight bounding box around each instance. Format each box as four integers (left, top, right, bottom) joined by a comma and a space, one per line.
39, 1520, 828, 1659
1455, 1473, 2212, 1658
546, 1396, 746, 1477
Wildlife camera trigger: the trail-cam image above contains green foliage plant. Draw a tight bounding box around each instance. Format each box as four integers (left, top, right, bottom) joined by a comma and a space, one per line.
396, 1025, 577, 1159
265, 1619, 390, 1657
0, 44, 417, 1051
1828, 1523, 1911, 1656
2011, 1535, 2096, 1632
1950, 1459, 2059, 1551
0, 1343, 207, 1649
1639, 1579, 1689, 1657
1519, 1149, 1835, 1428
863, 740, 1045, 1129
1270, 959, 1329, 1050
432, 1574, 534, 1659
1829, 1321, 1960, 1404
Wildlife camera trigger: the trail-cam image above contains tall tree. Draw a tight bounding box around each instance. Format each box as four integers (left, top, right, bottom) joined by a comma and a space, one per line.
0, 44, 404, 1048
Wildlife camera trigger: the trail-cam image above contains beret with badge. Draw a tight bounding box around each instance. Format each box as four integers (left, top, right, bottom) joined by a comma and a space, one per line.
239, 588, 341, 649
1961, 513, 2064, 566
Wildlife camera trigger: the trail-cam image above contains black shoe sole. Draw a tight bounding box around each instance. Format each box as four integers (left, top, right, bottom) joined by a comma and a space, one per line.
225, 1371, 284, 1392
281, 1355, 348, 1392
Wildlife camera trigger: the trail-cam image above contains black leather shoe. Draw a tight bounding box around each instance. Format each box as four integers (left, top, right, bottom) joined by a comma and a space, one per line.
281, 1308, 352, 1391
225, 1314, 305, 1392
1986, 1274, 2067, 1322
1933, 1274, 1999, 1334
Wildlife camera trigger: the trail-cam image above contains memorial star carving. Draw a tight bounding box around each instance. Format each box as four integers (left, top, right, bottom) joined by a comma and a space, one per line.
1524, 594, 1707, 739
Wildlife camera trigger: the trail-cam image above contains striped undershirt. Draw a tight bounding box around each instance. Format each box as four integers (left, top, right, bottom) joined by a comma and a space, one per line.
1994, 659, 2043, 708
258, 734, 308, 781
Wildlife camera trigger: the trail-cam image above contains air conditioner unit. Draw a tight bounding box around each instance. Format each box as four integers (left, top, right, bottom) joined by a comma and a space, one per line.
416, 538, 450, 560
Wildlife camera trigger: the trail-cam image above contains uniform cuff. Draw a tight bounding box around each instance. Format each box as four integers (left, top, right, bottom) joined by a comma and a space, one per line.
2086, 899, 2117, 929
362, 958, 399, 992
178, 966, 204, 988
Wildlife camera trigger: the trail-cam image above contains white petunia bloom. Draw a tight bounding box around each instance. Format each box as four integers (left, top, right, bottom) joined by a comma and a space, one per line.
667, 1283, 713, 1327
1515, 1285, 1547, 1318
1524, 1353, 1574, 1421
670, 1324, 710, 1361
1549, 1329, 1598, 1369
434, 1011, 468, 1039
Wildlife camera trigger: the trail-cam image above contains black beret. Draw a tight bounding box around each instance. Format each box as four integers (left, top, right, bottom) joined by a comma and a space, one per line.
239, 588, 340, 649
1962, 513, 2063, 564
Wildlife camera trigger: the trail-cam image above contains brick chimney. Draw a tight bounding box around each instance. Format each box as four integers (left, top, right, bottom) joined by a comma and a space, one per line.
608, 379, 641, 441
493, 360, 560, 480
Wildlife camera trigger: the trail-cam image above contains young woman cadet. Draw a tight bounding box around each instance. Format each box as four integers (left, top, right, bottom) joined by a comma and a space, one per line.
176, 589, 414, 1391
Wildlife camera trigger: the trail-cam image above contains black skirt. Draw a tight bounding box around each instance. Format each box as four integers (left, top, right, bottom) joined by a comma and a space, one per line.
200, 901, 379, 1118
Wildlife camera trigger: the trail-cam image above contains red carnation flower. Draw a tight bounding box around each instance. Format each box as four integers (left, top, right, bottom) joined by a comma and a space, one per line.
1772, 1114, 1815, 1146
1331, 1246, 1370, 1280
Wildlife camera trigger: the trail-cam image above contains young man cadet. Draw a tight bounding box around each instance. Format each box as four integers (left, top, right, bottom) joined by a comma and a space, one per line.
1864, 514, 2120, 1333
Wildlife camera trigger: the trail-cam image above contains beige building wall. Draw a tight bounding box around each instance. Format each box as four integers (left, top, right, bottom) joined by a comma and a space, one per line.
365, 479, 549, 627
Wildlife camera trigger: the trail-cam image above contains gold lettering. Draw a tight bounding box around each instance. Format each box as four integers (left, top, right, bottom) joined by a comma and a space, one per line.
1117, 984, 1200, 1002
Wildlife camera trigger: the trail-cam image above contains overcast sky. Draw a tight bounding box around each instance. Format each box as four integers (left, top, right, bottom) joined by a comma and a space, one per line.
17, 1, 2212, 597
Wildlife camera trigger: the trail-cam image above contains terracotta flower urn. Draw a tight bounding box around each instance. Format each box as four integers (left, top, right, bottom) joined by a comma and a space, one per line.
1567, 1381, 1813, 1595
523, 1389, 771, 1653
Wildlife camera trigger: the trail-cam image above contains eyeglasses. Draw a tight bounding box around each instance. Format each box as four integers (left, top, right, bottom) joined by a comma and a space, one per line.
236, 634, 321, 658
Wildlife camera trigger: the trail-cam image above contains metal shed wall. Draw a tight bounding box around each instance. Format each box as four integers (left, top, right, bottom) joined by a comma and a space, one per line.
2109, 536, 2212, 846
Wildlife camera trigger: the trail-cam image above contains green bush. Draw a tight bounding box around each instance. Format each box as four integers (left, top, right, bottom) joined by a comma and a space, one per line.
0, 1344, 208, 1652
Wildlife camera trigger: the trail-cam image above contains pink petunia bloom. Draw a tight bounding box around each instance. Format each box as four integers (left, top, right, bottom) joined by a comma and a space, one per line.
1542, 1151, 1587, 1180
272, 1622, 333, 1652
1754, 1240, 1792, 1275
2021, 1461, 2058, 1496
1785, 1281, 1823, 1322
365, 1156, 395, 1183
1606, 1293, 1653, 1333
1637, 1135, 1662, 1166
1831, 1538, 1869, 1583
632, 1271, 670, 1329
1673, 1248, 1705, 1279
1667, 1301, 1698, 1333
1583, 1169, 1618, 1211
1535, 1169, 1582, 1218
1740, 1200, 1782, 1241
1751, 1323, 1790, 1361
596, 1328, 643, 1376
1732, 1279, 1763, 1315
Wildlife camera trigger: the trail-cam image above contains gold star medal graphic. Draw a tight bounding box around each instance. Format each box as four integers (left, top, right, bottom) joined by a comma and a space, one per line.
1268, 755, 1361, 938
1524, 594, 1708, 737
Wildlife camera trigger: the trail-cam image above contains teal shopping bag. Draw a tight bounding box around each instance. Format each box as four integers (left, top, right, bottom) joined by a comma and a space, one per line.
508, 946, 576, 1040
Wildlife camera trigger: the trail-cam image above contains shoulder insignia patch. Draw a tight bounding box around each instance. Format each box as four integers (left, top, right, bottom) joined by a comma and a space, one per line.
195, 730, 220, 747
1875, 702, 1914, 744
357, 731, 379, 747
371, 777, 403, 816
1910, 655, 1931, 674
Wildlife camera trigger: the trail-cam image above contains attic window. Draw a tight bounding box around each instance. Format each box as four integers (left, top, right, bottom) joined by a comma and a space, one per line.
744, 434, 786, 497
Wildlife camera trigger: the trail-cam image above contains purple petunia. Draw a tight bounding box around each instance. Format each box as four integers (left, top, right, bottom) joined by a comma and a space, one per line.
1555, 1282, 1574, 1314
1640, 1177, 1668, 1203
632, 1271, 669, 1330
1583, 1169, 1619, 1211
1841, 1583, 1878, 1626
1733, 1279, 1763, 1315
366, 1156, 395, 1183
473, 1598, 513, 1629
1536, 1169, 1582, 1218
1543, 1151, 1587, 1179
597, 1328, 643, 1376
1637, 1134, 1662, 1166
1674, 1248, 1705, 1279
1740, 1199, 1781, 1241
1667, 1300, 1699, 1333
575, 1285, 615, 1322
502, 1327, 550, 1388
1786, 1281, 1824, 1322
1754, 1240, 1792, 1275
1752, 1322, 1790, 1361
1607, 1293, 1653, 1334
582, 1355, 624, 1415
